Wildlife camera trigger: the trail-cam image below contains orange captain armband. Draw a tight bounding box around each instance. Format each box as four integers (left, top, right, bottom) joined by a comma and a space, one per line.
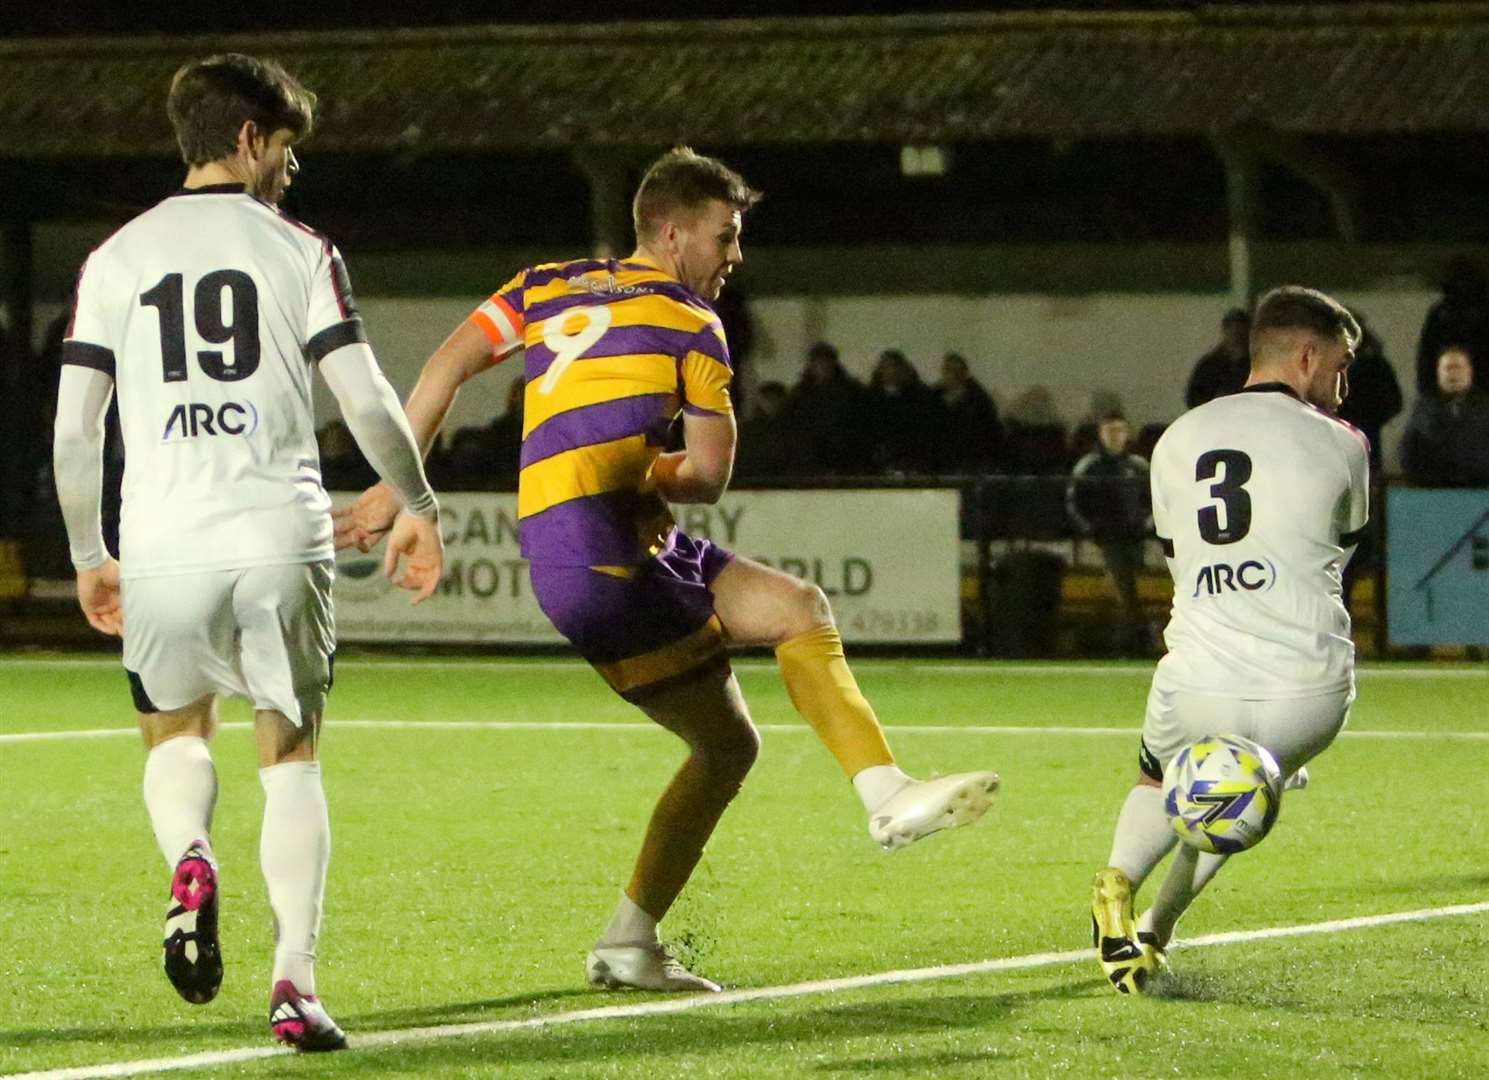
468, 291, 525, 358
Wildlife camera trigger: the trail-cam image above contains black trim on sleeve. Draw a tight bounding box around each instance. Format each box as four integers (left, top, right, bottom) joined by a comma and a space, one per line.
328, 255, 359, 319
1157, 535, 1175, 557
61, 340, 116, 377
1340, 523, 1370, 548
307, 318, 368, 362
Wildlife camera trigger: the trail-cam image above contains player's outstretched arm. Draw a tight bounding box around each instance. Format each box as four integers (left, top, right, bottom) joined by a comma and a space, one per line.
649, 411, 737, 504
320, 343, 440, 554
53, 365, 123, 635
330, 322, 495, 551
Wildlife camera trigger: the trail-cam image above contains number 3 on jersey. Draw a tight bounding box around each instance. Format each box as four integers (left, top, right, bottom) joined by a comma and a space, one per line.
538, 305, 613, 395
1196, 449, 1252, 544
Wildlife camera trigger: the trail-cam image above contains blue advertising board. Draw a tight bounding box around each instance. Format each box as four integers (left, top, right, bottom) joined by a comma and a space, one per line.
1386, 487, 1489, 646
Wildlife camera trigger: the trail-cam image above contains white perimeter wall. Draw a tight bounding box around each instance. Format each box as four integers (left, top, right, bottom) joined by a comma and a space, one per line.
36, 286, 1435, 470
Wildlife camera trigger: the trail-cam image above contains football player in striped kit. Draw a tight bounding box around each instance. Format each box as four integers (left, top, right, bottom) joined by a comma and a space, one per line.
336, 147, 999, 992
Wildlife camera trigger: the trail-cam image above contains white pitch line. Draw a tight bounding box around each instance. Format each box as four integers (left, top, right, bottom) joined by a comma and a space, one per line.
7, 900, 1488, 1080
1, 656, 1485, 679
5, 719, 1488, 745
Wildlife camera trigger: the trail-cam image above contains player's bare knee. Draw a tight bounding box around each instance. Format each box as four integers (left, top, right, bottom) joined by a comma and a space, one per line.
140, 695, 216, 749
784, 581, 834, 640
699, 718, 760, 785
257, 709, 319, 767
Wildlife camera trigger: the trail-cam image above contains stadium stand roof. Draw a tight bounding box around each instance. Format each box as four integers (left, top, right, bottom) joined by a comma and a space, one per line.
2, 4, 1488, 157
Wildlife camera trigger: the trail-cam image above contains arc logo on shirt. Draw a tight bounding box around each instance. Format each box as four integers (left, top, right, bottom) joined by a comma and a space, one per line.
1193, 558, 1277, 598
161, 400, 261, 442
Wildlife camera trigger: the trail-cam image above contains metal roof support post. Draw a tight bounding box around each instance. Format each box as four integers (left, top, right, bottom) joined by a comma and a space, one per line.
572, 147, 640, 259
1214, 135, 1258, 311
0, 216, 34, 541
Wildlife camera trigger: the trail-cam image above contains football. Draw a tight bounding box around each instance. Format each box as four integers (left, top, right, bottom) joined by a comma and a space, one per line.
1163, 735, 1284, 855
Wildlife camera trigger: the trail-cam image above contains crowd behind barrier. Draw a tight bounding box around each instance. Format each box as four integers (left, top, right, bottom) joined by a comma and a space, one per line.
5, 259, 1488, 656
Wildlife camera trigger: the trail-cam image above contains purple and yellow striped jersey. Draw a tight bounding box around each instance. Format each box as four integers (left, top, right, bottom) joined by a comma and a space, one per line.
468, 257, 733, 567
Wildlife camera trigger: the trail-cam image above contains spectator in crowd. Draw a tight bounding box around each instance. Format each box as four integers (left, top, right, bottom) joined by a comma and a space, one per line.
317, 421, 377, 492
1416, 257, 1489, 396
1325, 309, 1401, 472
1066, 410, 1152, 653
1401, 345, 1489, 487
1335, 311, 1403, 470
865, 349, 940, 473
934, 351, 1002, 470
1184, 307, 1250, 409
1070, 390, 1127, 463
789, 340, 868, 474
1003, 385, 1067, 474
1335, 312, 1401, 611
736, 380, 812, 479
440, 426, 498, 489
712, 283, 754, 418
486, 375, 525, 489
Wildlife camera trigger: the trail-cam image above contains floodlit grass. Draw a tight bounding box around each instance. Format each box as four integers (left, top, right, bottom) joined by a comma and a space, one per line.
2, 655, 1486, 1078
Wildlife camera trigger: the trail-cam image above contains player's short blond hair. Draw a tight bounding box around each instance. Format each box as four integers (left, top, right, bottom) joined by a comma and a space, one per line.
167, 54, 316, 167
632, 147, 761, 242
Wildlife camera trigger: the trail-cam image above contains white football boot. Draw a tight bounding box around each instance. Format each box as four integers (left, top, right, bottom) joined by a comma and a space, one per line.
586, 943, 721, 993
868, 771, 1001, 851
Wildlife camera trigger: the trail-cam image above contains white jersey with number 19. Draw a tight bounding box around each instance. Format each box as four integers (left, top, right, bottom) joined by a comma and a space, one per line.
1150, 383, 1370, 700
62, 184, 366, 580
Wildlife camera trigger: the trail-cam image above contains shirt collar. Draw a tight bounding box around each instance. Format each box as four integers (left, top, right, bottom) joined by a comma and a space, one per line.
1239, 381, 1303, 402
170, 183, 248, 197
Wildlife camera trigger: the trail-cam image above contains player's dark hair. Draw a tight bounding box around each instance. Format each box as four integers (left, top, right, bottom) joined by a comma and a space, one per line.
167, 54, 316, 167
1250, 286, 1361, 357
632, 146, 761, 241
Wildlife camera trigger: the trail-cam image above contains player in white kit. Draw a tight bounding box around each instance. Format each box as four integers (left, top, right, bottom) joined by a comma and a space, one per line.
51, 54, 443, 1049
1090, 286, 1368, 994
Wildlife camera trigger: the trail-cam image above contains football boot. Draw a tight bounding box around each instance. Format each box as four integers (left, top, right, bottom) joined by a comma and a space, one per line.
1091, 867, 1153, 995
586, 943, 721, 993
269, 979, 348, 1051
868, 771, 1001, 851
163, 840, 223, 1004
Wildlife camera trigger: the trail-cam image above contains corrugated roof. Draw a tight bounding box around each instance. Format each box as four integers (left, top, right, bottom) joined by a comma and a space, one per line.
3, 5, 1488, 157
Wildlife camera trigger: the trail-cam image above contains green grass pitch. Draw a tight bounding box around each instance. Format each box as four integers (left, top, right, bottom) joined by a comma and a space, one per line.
2, 655, 1487, 1078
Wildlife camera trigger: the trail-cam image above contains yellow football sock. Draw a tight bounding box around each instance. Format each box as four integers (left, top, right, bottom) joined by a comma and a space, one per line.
775, 624, 895, 778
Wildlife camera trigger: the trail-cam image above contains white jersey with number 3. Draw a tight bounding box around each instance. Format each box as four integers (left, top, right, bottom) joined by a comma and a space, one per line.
1150, 384, 1370, 699
63, 186, 366, 579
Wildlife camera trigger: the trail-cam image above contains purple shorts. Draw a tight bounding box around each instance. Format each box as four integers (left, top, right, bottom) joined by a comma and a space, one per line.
529, 531, 735, 702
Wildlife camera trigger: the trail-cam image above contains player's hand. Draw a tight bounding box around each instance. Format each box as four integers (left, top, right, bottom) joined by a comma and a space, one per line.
383, 510, 444, 604
333, 482, 399, 553
76, 558, 122, 637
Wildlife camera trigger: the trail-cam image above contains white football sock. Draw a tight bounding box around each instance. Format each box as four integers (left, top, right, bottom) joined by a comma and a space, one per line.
851, 764, 913, 813
1106, 785, 1177, 889
142, 735, 217, 867
599, 893, 660, 947
1138, 844, 1229, 947
259, 761, 330, 995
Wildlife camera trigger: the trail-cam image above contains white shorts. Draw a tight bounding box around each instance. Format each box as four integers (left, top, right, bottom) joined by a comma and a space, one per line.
1139, 681, 1353, 782
122, 560, 335, 726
